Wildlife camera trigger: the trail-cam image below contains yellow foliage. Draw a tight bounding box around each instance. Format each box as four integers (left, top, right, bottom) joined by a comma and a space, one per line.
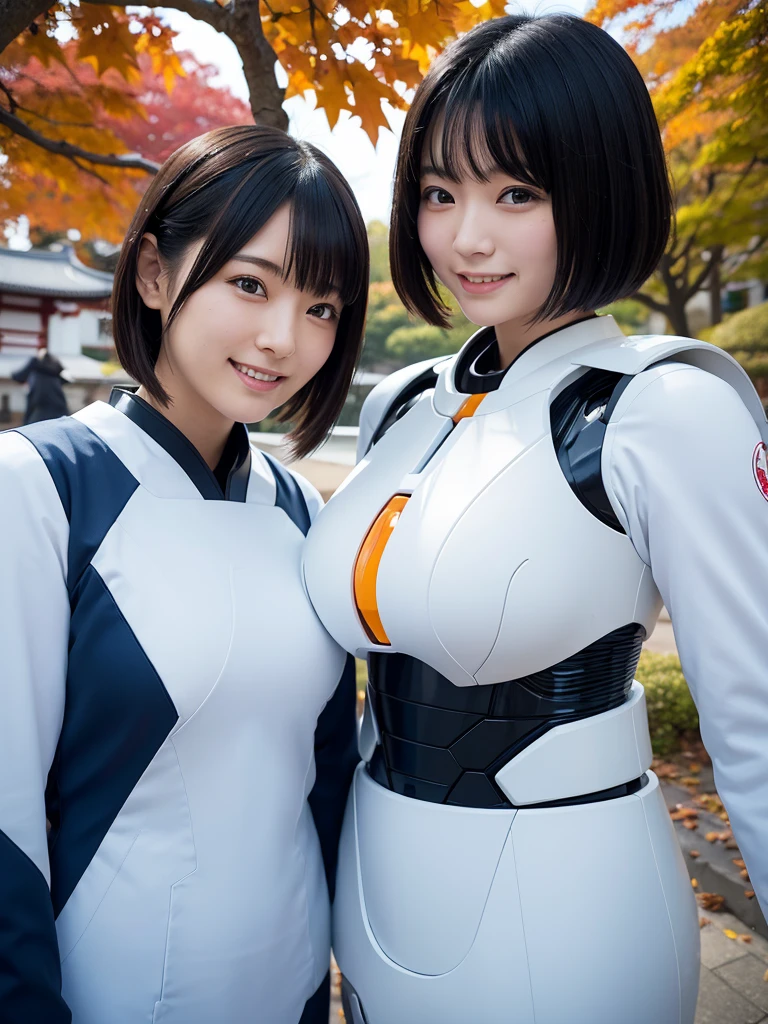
261, 0, 507, 142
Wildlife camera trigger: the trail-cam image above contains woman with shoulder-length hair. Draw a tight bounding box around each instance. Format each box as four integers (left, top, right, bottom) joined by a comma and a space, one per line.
304, 14, 768, 1024
0, 124, 368, 1024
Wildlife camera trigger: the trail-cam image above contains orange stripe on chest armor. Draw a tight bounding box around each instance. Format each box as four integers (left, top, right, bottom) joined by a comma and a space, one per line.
353, 494, 410, 646
452, 392, 488, 422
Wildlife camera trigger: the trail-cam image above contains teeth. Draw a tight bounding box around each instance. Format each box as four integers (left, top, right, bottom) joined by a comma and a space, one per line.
464, 274, 507, 283
234, 361, 279, 381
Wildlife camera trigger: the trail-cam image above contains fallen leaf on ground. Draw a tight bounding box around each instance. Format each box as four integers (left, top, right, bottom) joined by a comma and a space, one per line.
689, 850, 700, 859
763, 969, 768, 983
697, 892, 726, 911
683, 820, 698, 830
689, 763, 702, 773
700, 917, 711, 928
737, 934, 752, 944
733, 859, 746, 869
691, 879, 698, 888
745, 890, 755, 899
670, 807, 699, 820
740, 869, 750, 880
697, 794, 725, 815
681, 776, 701, 786
724, 929, 738, 940
705, 831, 720, 842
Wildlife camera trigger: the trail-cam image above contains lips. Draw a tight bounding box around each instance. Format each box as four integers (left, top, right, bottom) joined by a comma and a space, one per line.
457, 272, 514, 295
229, 359, 284, 393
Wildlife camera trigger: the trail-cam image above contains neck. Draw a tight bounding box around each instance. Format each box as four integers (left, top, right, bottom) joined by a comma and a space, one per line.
137, 354, 233, 471
494, 309, 595, 371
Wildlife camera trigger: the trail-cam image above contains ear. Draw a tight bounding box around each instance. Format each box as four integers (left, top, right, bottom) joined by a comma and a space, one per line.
135, 233, 167, 311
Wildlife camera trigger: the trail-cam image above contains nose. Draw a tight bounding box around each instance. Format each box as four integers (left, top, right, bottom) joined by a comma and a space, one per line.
451, 207, 495, 260
252, 308, 295, 360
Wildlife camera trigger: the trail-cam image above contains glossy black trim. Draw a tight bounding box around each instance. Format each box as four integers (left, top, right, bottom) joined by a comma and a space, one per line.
523, 773, 649, 810
550, 369, 633, 532
366, 623, 646, 808
109, 387, 251, 501
340, 977, 369, 1024
368, 364, 440, 453
454, 315, 600, 395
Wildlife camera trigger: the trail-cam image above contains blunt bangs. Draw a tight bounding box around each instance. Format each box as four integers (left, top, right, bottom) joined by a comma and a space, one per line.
285, 160, 367, 308
391, 14, 672, 328
113, 125, 368, 459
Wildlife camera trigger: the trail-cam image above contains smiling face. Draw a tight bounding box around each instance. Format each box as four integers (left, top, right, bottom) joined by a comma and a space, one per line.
138, 204, 341, 436
417, 165, 558, 330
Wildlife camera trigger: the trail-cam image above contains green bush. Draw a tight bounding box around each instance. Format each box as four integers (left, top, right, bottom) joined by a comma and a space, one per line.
386, 323, 460, 362
710, 301, 768, 379
636, 651, 699, 756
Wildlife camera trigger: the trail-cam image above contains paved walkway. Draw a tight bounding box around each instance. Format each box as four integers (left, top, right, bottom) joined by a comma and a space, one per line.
329, 905, 768, 1022
697, 906, 768, 1023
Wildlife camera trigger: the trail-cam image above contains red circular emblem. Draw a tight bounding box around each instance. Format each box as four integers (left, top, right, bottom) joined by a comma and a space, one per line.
753, 442, 768, 502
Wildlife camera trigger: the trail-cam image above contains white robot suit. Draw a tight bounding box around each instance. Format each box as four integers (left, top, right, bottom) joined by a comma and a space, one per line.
303, 313, 768, 1024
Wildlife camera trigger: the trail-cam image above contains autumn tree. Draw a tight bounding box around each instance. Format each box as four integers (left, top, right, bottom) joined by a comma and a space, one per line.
1, 21, 252, 244
1, 0, 507, 245
587, 0, 768, 337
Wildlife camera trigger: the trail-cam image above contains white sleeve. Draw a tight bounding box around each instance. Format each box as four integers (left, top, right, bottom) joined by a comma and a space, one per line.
0, 430, 71, 1016
603, 363, 768, 918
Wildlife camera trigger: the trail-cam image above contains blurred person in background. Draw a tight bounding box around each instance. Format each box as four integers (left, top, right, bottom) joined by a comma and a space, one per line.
11, 348, 69, 423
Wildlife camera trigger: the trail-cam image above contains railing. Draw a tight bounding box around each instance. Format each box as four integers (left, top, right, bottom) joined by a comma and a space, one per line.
0, 329, 44, 350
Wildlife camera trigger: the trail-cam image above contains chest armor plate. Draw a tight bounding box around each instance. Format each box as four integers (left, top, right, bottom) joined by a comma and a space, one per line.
304, 360, 662, 690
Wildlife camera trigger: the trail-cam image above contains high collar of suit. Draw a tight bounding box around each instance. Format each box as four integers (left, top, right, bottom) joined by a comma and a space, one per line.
108, 387, 251, 502
454, 314, 605, 395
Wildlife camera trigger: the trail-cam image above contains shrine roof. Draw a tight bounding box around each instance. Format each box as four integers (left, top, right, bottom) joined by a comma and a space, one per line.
0, 246, 113, 298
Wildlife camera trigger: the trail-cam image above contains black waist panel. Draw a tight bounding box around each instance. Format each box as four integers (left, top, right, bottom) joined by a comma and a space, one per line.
366, 623, 645, 808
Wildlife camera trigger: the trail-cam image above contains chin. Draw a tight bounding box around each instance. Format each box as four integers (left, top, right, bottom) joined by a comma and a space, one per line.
455, 301, 507, 329
213, 393, 279, 427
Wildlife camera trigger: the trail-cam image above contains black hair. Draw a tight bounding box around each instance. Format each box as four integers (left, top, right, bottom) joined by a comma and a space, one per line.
113, 125, 369, 459
391, 14, 672, 327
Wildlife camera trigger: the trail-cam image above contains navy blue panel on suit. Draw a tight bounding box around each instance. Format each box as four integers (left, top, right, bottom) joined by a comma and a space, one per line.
0, 829, 71, 1023
299, 971, 330, 1024
263, 451, 312, 536
48, 566, 178, 917
308, 654, 358, 902
14, 420, 138, 596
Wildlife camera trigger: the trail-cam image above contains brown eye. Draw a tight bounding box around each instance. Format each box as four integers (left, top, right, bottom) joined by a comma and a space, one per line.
232, 276, 265, 296
308, 303, 337, 321
423, 187, 454, 205
500, 188, 535, 206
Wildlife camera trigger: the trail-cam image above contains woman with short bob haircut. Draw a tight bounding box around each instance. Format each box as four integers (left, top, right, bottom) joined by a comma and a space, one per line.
303, 15, 768, 1024
0, 124, 367, 1024
390, 13, 671, 326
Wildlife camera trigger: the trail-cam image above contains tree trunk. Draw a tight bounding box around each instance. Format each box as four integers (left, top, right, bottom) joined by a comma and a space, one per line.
0, 0, 50, 55
666, 294, 690, 337
708, 244, 724, 326
228, 1, 288, 130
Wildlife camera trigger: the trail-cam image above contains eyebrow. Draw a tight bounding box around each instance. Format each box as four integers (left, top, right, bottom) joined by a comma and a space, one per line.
230, 255, 285, 276
420, 164, 449, 178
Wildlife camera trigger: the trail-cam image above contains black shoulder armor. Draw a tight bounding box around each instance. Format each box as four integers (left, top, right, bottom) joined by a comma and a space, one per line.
550, 368, 633, 533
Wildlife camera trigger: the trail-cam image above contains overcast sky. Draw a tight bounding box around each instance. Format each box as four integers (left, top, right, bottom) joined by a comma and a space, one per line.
154, 1, 590, 225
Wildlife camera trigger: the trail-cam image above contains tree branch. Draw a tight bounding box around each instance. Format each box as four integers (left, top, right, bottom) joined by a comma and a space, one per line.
84, 0, 229, 31
0, 0, 50, 55
0, 105, 159, 173
83, 0, 288, 128
682, 259, 715, 303
633, 291, 670, 316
